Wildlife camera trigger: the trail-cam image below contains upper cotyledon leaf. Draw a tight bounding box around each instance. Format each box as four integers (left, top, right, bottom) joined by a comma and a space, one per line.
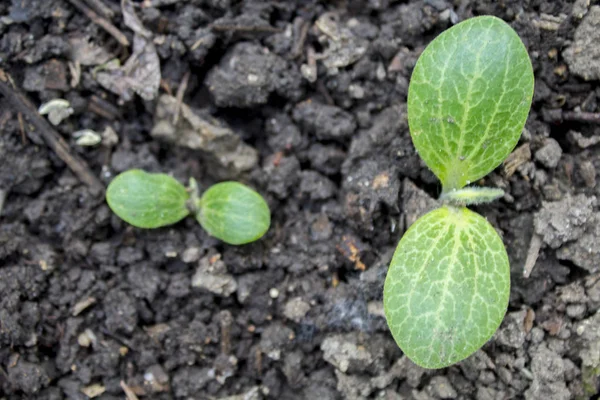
106, 169, 190, 228
383, 206, 510, 369
197, 181, 270, 245
408, 16, 534, 191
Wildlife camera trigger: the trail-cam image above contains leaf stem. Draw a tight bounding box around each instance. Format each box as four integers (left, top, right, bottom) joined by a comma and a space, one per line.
440, 186, 504, 206
187, 177, 202, 215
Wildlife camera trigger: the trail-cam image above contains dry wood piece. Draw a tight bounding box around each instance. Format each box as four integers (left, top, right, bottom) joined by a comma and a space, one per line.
503, 143, 531, 178
83, 0, 115, 19
67, 0, 129, 47
72, 297, 97, 316
545, 108, 600, 124
172, 71, 190, 126
120, 381, 140, 400
523, 233, 543, 278
0, 69, 105, 195
0, 189, 6, 217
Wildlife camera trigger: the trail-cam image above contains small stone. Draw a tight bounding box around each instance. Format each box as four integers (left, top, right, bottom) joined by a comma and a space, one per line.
496, 310, 527, 349
573, 0, 590, 18
568, 130, 600, 148
206, 42, 301, 107
566, 304, 587, 319
476, 386, 500, 400
182, 247, 201, 263
283, 297, 311, 323
321, 333, 373, 373
77, 329, 97, 347
534, 194, 596, 249
192, 253, 237, 296
525, 380, 571, 400
335, 370, 373, 399
530, 327, 545, 344
531, 344, 565, 382
217, 387, 261, 400
269, 288, 279, 298
578, 160, 596, 188
478, 370, 496, 385
563, 6, 600, 80
497, 367, 512, 385
534, 138, 562, 168
556, 213, 600, 272
293, 100, 357, 141
8, 360, 49, 394
260, 323, 294, 361
427, 376, 457, 399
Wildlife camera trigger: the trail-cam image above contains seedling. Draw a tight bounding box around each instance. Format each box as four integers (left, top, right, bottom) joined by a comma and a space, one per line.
384, 16, 534, 369
106, 169, 270, 245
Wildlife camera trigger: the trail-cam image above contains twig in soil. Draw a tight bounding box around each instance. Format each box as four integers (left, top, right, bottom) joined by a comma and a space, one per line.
17, 112, 27, 144
0, 188, 6, 217
210, 24, 283, 34
173, 71, 190, 126
219, 310, 233, 355
523, 233, 542, 278
83, 0, 115, 19
67, 0, 129, 47
88, 95, 121, 120
563, 110, 600, 123
120, 381, 140, 400
0, 69, 105, 195
544, 108, 600, 124
291, 17, 309, 59
316, 79, 335, 106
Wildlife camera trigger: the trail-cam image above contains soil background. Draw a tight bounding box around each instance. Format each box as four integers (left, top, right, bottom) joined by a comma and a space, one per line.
1, 0, 600, 399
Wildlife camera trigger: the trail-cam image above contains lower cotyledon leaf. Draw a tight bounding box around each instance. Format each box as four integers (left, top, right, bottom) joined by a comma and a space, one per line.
197, 181, 270, 245
383, 206, 510, 369
408, 16, 534, 191
106, 169, 190, 228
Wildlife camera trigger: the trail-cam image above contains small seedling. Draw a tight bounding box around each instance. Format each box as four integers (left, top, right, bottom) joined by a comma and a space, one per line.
106, 169, 270, 245
384, 16, 534, 369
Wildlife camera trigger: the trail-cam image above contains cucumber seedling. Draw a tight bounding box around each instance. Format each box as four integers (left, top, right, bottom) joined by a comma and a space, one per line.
384, 16, 534, 369
106, 169, 270, 245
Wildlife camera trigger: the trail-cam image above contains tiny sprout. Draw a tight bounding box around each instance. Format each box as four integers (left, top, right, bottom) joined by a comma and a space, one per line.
38, 99, 74, 126
106, 169, 270, 245
73, 129, 102, 146
384, 16, 534, 369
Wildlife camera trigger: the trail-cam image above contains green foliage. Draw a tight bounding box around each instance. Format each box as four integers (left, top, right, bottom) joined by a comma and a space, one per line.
384, 16, 534, 369
106, 169, 190, 228
106, 171, 270, 245
197, 182, 271, 245
408, 16, 534, 192
384, 207, 510, 368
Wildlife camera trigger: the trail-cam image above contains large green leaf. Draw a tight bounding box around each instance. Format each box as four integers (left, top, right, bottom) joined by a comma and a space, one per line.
384, 206, 510, 369
106, 170, 190, 228
197, 182, 270, 245
408, 16, 534, 191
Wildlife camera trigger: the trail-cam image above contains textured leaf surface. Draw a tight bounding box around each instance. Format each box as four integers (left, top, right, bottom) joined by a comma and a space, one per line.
106, 170, 190, 228
408, 16, 534, 190
198, 182, 270, 245
384, 206, 510, 369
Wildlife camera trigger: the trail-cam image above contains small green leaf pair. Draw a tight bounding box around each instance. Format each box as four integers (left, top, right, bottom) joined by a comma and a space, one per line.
106, 170, 270, 245
384, 16, 534, 368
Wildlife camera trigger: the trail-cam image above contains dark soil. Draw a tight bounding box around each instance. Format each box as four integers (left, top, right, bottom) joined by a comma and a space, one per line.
1, 0, 600, 399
